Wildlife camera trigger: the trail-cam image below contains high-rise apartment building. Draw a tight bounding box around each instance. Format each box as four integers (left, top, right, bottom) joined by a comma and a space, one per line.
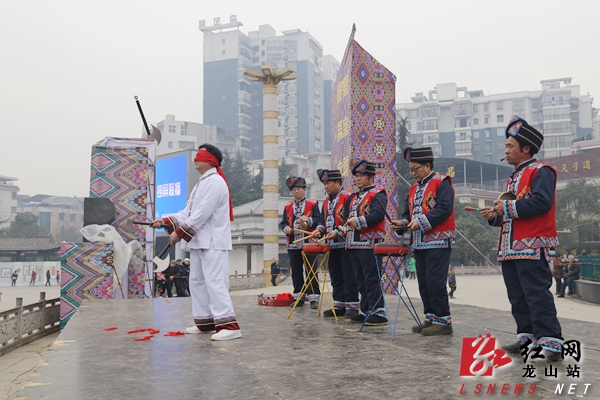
201, 18, 339, 160
397, 78, 595, 164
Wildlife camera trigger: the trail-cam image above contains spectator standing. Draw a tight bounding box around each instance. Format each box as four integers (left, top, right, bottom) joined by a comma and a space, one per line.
11, 271, 18, 287
30, 270, 37, 286
448, 267, 457, 299
552, 257, 565, 295
45, 269, 52, 286
270, 258, 280, 286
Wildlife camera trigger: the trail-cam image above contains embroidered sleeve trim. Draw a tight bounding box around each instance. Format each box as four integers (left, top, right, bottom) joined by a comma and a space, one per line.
174, 223, 197, 242
506, 200, 518, 219
162, 216, 179, 234
359, 216, 367, 229
417, 215, 431, 231
283, 226, 293, 235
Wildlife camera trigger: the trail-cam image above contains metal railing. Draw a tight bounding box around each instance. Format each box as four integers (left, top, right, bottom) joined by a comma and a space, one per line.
0, 292, 60, 357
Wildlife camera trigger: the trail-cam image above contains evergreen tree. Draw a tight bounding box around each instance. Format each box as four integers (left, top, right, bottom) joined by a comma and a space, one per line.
0, 213, 50, 237
395, 116, 413, 211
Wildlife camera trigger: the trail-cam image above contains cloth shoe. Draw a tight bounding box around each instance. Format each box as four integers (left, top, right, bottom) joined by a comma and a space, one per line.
309, 301, 318, 309
421, 324, 453, 336
323, 309, 345, 317
364, 315, 388, 326
185, 326, 215, 334
344, 310, 359, 319
290, 299, 304, 308
211, 329, 242, 341
412, 320, 432, 333
350, 313, 366, 323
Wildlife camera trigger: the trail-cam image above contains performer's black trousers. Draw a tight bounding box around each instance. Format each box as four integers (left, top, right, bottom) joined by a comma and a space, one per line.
501, 254, 563, 340
414, 247, 451, 318
350, 249, 383, 313
289, 250, 320, 297
329, 248, 358, 307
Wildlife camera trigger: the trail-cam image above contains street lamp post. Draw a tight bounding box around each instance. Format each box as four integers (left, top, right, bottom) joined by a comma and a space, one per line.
244, 62, 297, 285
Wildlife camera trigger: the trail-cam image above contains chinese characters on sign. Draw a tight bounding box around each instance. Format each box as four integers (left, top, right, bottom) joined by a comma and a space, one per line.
156, 182, 181, 198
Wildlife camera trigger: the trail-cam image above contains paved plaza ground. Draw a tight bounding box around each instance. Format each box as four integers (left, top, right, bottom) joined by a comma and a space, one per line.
1, 275, 598, 399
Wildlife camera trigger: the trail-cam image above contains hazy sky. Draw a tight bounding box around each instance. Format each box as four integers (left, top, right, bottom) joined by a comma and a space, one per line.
1, 0, 598, 197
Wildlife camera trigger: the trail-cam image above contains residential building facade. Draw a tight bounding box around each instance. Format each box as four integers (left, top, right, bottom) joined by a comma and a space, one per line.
397, 78, 595, 164
152, 115, 240, 157
0, 175, 19, 229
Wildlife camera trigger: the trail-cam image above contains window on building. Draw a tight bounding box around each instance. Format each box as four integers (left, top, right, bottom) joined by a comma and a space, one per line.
484, 117, 489, 124
178, 141, 196, 150
484, 103, 489, 112
496, 101, 503, 110
222, 39, 226, 44
70, 214, 76, 221
497, 141, 505, 149
473, 104, 479, 113
497, 128, 504, 136
485, 200, 494, 207
181, 126, 187, 136
473, 118, 479, 125
168, 142, 173, 149
497, 115, 504, 123
59, 213, 65, 221
473, 144, 481, 151
473, 131, 480, 138
12, 192, 17, 199
513, 100, 525, 112
11, 206, 17, 213
459, 118, 467, 128
222, 50, 226, 55
485, 130, 490, 138
485, 142, 491, 151
168, 125, 176, 133
423, 119, 438, 131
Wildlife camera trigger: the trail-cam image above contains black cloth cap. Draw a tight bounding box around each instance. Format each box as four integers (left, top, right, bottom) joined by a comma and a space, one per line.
403, 146, 434, 163
350, 158, 376, 175
317, 169, 343, 183
505, 115, 543, 154
285, 176, 306, 190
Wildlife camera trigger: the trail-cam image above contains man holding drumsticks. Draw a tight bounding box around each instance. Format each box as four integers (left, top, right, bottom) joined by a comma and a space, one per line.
479, 116, 563, 362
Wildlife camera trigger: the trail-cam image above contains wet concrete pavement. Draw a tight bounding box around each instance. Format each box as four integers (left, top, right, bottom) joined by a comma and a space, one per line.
11, 275, 599, 399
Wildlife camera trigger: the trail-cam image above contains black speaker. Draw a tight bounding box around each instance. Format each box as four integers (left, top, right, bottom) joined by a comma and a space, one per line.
83, 198, 116, 226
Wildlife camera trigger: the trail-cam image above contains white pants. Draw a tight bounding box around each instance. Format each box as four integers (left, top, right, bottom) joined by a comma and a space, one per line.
189, 248, 238, 329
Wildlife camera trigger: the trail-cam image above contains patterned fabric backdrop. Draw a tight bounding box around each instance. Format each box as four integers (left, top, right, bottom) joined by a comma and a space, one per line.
331, 33, 401, 293
90, 138, 156, 298
60, 242, 114, 329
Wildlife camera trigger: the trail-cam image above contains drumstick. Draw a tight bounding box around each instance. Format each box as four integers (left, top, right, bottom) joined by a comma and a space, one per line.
375, 197, 393, 223
294, 228, 312, 235
464, 206, 483, 211
292, 236, 314, 244
317, 236, 327, 243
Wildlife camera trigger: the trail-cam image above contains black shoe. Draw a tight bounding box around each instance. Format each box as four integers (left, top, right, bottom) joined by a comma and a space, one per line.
364, 315, 388, 326
502, 342, 526, 355
290, 299, 304, 308
344, 310, 359, 319
557, 294, 565, 298
350, 314, 366, 323
309, 301, 318, 309
323, 309, 345, 317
